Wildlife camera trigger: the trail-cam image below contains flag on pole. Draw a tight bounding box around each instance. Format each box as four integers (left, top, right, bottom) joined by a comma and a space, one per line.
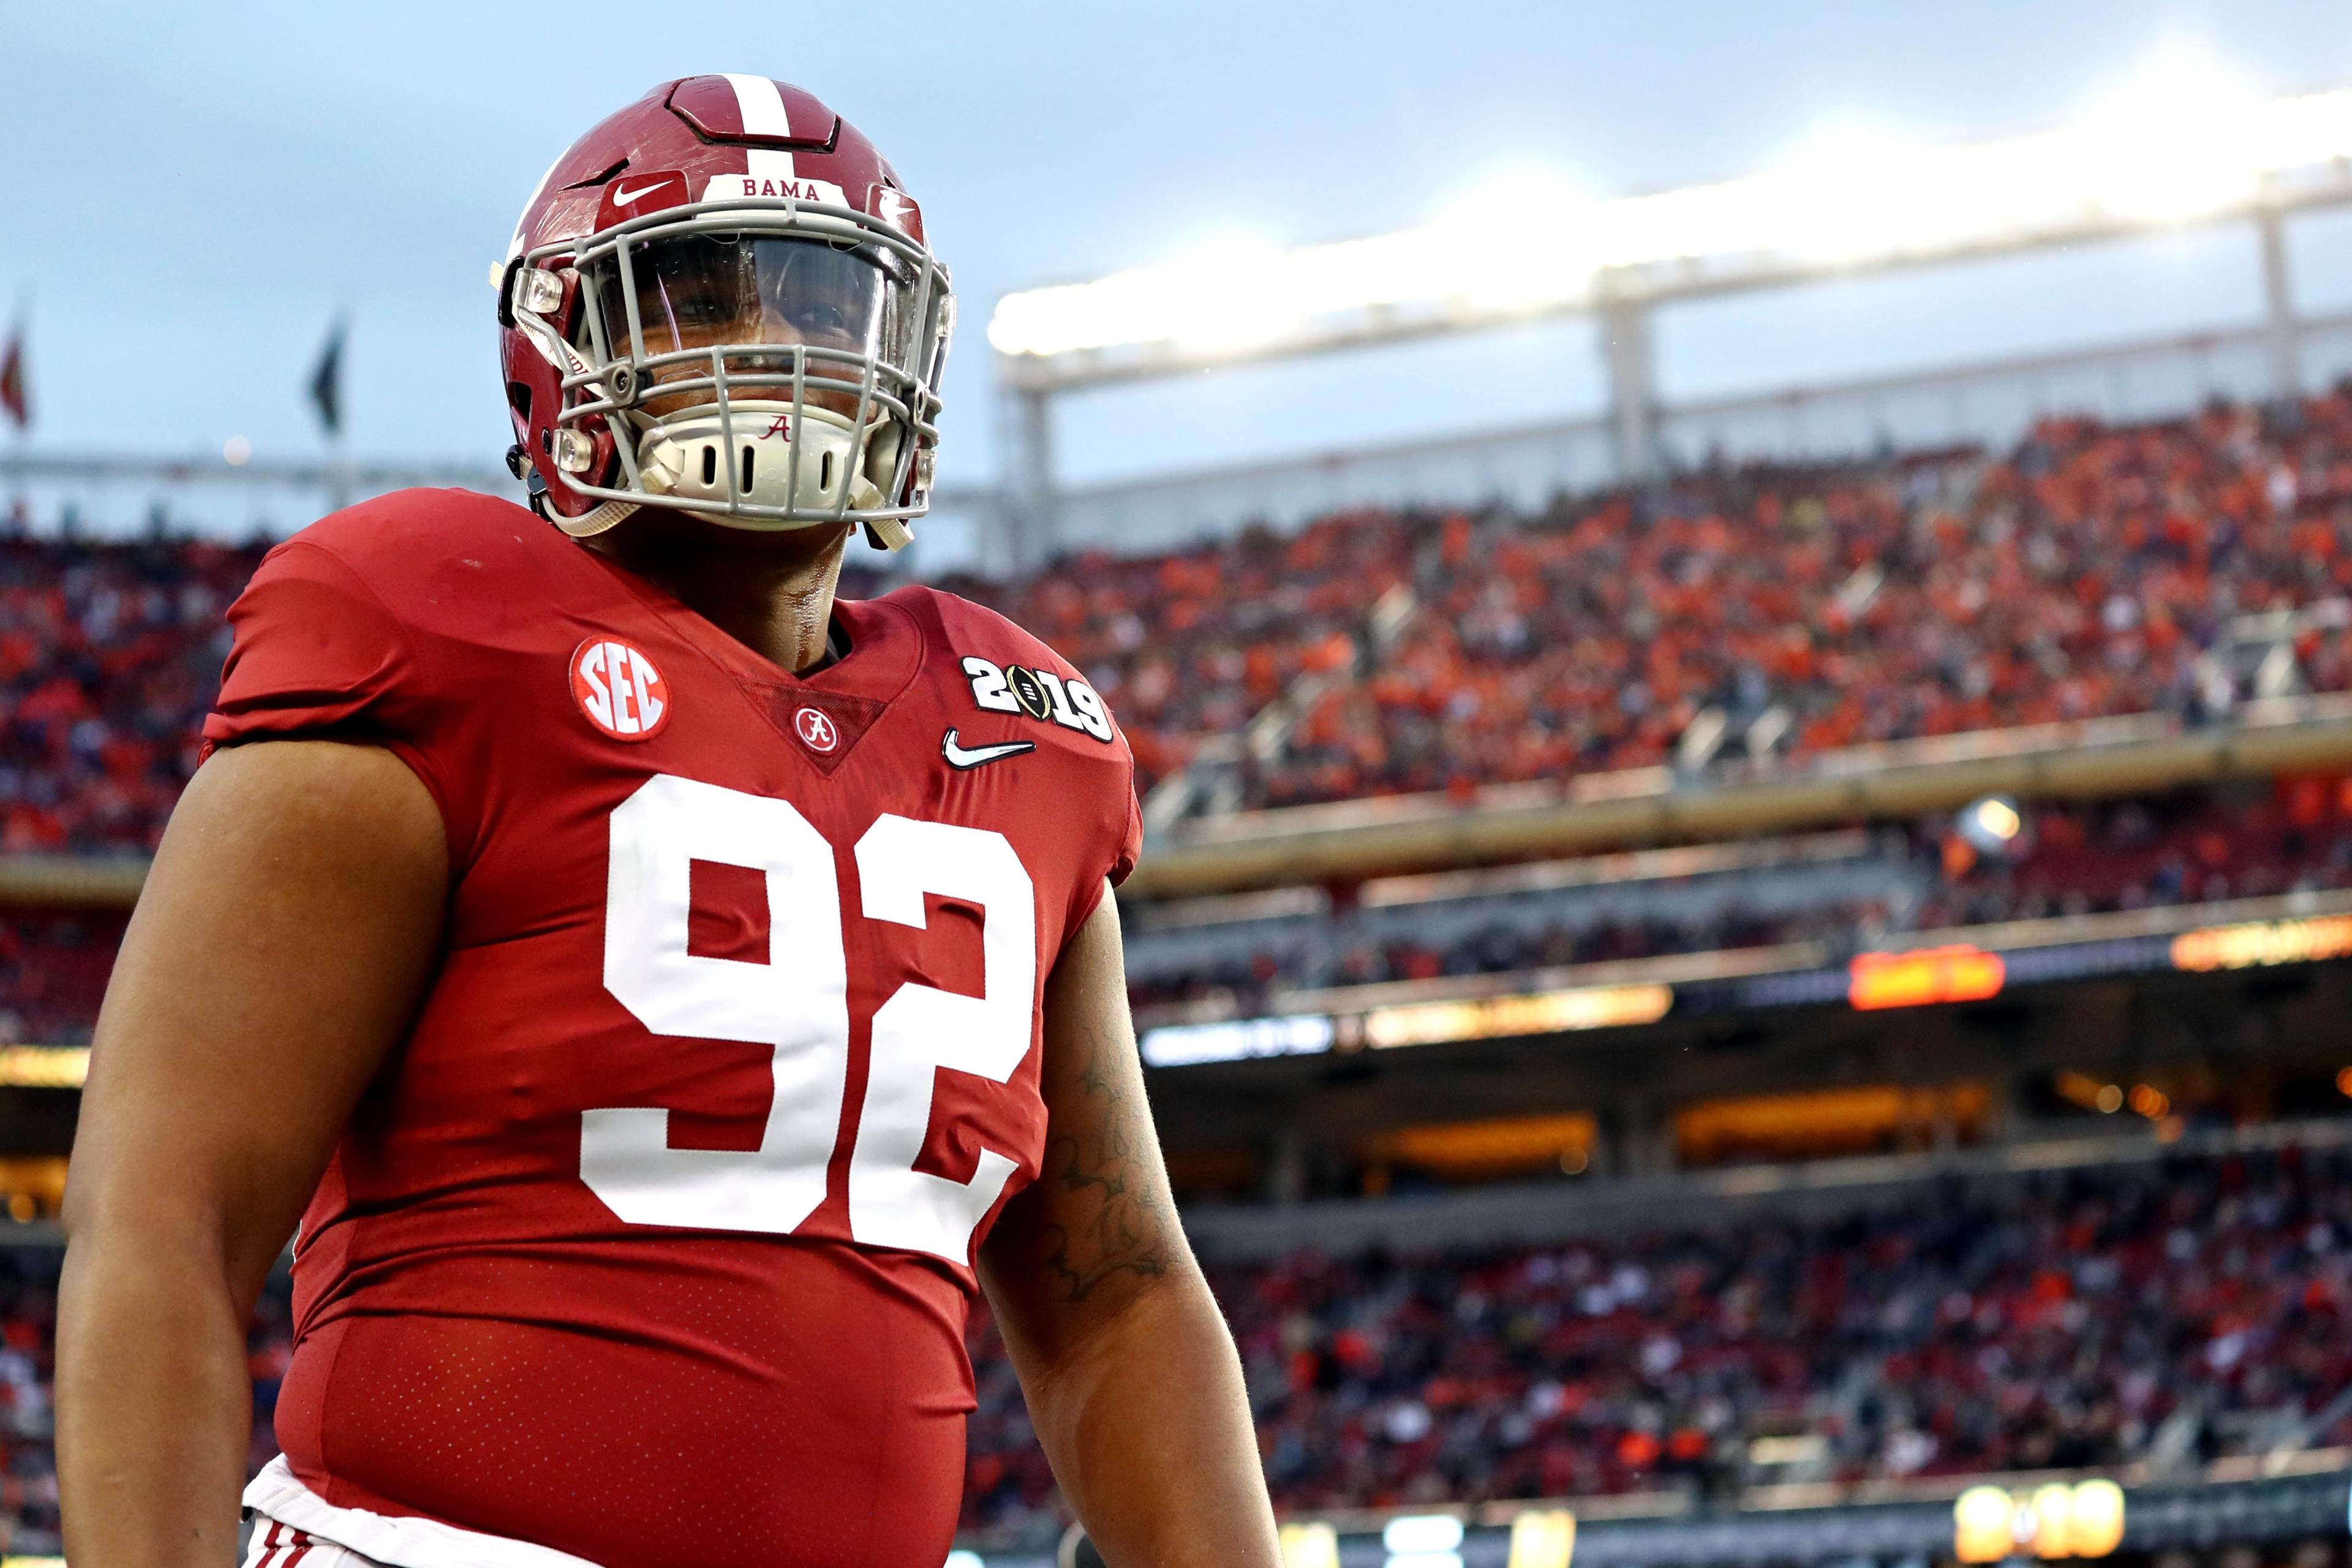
0, 322, 27, 432
307, 318, 345, 437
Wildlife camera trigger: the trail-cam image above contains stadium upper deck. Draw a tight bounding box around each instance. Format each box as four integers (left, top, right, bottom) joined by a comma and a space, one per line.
7, 387, 2352, 858
982, 391, 2352, 813
1120, 787, 2352, 1017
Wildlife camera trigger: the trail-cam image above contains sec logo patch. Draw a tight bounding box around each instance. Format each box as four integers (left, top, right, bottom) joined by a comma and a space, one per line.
571, 637, 671, 741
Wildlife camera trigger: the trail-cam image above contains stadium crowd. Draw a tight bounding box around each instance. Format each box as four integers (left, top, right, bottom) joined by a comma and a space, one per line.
1917, 778, 2352, 926
1237, 394, 2352, 807
954, 509, 1417, 794
5, 395, 2352, 1549
0, 530, 266, 855
6, 787, 2351, 1044
6, 392, 2352, 853
962, 1141, 2352, 1539
0, 910, 123, 1046
0, 1136, 2335, 1552
1125, 786, 2352, 1014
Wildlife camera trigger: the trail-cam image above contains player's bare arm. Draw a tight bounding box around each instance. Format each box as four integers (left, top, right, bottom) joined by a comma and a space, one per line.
58, 741, 448, 1568
981, 892, 1281, 1568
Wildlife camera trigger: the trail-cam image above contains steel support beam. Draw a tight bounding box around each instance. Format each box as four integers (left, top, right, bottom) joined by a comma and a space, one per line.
2258, 205, 2304, 400
999, 384, 1061, 571
1597, 291, 1660, 484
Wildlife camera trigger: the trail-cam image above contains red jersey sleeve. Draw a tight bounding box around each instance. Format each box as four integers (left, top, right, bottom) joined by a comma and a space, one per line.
1061, 695, 1144, 944
1106, 750, 1143, 888
202, 538, 470, 858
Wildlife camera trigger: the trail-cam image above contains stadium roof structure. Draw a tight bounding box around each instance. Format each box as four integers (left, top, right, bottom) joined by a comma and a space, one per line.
987, 69, 2352, 559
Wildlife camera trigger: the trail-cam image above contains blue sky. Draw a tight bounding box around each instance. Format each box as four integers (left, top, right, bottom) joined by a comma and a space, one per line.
6, 0, 2352, 508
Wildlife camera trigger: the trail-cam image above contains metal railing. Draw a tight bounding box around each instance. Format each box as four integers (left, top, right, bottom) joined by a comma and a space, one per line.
10, 311, 2352, 561
1044, 310, 2352, 554
1129, 694, 2352, 899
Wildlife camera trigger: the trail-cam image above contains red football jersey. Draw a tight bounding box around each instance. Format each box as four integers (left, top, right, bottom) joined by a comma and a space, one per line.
202, 490, 1140, 1568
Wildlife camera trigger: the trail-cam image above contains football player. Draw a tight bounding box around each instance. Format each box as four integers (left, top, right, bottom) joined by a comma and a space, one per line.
58, 77, 1280, 1568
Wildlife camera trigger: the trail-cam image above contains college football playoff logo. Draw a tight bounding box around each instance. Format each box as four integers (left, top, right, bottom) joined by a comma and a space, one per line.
1005, 665, 1052, 720
958, 655, 1116, 743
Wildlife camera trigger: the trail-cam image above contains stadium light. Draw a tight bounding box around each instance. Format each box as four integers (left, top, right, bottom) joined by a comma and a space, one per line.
989, 71, 2352, 376
2068, 53, 2266, 222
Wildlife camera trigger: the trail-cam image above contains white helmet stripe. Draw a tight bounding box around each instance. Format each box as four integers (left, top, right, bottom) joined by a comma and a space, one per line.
721, 74, 793, 139
745, 146, 797, 186
506, 149, 565, 261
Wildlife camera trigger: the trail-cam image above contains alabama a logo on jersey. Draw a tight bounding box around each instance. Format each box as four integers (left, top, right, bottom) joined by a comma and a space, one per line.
794, 706, 840, 755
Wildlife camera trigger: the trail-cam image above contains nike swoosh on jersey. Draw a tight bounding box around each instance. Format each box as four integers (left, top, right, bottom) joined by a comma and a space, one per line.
942, 729, 1036, 770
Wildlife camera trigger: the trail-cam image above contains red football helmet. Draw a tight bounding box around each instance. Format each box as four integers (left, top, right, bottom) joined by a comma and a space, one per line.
497, 76, 953, 549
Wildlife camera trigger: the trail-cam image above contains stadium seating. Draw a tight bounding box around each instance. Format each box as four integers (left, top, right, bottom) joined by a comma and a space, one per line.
1124, 789, 2352, 1016
6, 391, 2352, 1042
5, 392, 2352, 851
944, 508, 1418, 794
0, 911, 124, 1046
7, 413, 2352, 1548
959, 1139, 2352, 1539
11, 790, 2342, 1046
1917, 782, 2352, 926
0, 531, 268, 853
0, 1136, 2335, 1553
1243, 398, 2352, 808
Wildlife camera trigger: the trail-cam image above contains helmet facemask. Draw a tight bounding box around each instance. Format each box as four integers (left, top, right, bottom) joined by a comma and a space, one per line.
512, 197, 952, 549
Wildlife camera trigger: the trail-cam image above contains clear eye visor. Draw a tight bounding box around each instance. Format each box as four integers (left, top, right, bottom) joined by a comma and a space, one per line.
592, 233, 923, 401
525, 198, 954, 539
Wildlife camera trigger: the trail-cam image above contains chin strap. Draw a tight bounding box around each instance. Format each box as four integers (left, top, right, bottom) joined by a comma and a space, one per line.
863, 516, 913, 551
526, 466, 639, 538
554, 499, 641, 538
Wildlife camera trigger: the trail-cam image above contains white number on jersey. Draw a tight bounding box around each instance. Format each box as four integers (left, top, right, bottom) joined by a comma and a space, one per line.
580, 775, 1036, 1262
851, 815, 1035, 1256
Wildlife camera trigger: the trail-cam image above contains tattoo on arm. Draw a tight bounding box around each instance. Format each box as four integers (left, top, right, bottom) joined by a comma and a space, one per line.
1037, 1021, 1174, 1303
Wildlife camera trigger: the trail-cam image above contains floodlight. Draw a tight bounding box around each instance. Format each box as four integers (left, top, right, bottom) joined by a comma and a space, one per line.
2068, 53, 2265, 222
990, 69, 2352, 386
1957, 795, 2026, 858
1754, 123, 1940, 263
1382, 1513, 1467, 1554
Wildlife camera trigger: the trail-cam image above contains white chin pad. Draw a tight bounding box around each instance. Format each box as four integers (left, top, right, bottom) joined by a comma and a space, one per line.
636, 402, 884, 514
